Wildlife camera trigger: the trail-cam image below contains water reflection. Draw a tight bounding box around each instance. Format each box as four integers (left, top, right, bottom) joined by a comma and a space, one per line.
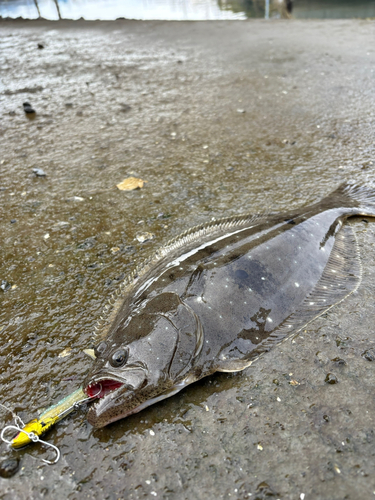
0, 0, 375, 20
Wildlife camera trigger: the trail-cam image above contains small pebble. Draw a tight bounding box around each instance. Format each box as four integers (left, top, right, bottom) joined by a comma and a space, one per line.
237, 108, 246, 113
23, 102, 36, 114
37, 43, 44, 49
10, 219, 16, 224
0, 458, 19, 478
33, 168, 46, 177
136, 232, 155, 243
325, 373, 338, 384
362, 349, 375, 362
331, 357, 346, 366
1, 280, 11, 292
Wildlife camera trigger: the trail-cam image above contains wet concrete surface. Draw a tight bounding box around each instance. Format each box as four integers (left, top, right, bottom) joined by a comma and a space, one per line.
1, 18, 375, 499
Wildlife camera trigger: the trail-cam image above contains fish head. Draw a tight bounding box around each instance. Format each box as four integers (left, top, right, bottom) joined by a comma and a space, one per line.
84, 292, 203, 427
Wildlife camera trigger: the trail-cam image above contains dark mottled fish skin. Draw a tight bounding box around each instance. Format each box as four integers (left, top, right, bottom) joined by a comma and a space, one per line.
84, 183, 375, 428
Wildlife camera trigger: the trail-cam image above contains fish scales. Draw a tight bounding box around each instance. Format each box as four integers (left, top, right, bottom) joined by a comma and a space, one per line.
84, 183, 375, 427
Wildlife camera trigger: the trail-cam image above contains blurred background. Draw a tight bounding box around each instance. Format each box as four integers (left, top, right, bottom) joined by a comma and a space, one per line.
1, 0, 375, 21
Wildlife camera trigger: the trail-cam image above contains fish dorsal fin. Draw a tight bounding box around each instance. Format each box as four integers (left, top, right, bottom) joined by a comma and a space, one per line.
240, 224, 362, 364
93, 213, 272, 343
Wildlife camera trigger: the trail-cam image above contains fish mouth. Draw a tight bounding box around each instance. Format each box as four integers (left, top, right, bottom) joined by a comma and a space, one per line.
85, 377, 125, 399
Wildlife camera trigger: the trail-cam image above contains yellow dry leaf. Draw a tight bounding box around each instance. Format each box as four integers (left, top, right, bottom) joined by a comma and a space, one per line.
116, 177, 146, 191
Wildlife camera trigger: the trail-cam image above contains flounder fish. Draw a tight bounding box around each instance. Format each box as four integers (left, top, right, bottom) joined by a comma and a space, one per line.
84, 183, 375, 427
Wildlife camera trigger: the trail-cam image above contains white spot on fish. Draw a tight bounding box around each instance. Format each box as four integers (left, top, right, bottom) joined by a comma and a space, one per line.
196, 297, 203, 303
309, 302, 315, 305
248, 288, 252, 292
149, 430, 155, 436
165, 327, 168, 330
261, 277, 265, 280
267, 317, 273, 323
295, 282, 300, 287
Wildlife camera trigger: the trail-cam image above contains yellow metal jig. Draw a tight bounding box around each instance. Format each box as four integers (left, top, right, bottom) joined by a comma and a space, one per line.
0, 385, 100, 464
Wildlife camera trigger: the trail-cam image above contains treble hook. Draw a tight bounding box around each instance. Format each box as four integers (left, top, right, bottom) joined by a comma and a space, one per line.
1, 425, 60, 465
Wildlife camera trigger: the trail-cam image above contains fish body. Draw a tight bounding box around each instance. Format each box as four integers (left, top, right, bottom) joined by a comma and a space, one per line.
84, 183, 375, 428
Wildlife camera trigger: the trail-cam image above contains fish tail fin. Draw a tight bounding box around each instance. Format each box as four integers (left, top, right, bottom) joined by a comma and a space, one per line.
328, 182, 375, 217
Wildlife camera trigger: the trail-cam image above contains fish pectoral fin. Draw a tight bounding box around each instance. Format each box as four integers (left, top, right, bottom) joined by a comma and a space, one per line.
83, 349, 96, 360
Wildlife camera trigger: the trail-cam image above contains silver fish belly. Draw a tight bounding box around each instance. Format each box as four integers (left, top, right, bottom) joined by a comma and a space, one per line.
84, 183, 375, 427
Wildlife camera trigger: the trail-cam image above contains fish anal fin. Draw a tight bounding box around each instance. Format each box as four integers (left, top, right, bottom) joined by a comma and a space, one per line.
216, 359, 253, 373
246, 224, 361, 361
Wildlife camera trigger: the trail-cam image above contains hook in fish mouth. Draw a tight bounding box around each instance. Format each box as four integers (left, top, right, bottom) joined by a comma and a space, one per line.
85, 379, 124, 399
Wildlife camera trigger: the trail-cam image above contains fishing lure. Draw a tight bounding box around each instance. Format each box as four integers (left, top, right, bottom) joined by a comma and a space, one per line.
1, 386, 99, 464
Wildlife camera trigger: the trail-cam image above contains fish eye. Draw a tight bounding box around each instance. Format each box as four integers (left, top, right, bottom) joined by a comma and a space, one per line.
94, 341, 107, 358
110, 349, 128, 368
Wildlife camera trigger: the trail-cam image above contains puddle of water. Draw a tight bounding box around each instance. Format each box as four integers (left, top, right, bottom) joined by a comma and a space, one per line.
1, 0, 375, 20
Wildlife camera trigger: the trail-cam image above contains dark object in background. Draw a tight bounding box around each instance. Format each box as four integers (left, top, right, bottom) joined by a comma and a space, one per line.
23, 102, 36, 115
325, 373, 338, 384
286, 0, 293, 14
37, 43, 44, 49
32, 168, 47, 177
0, 458, 20, 478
